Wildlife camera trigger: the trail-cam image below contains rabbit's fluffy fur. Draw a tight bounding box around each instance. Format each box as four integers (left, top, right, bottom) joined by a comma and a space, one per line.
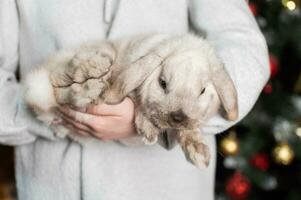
24, 33, 238, 169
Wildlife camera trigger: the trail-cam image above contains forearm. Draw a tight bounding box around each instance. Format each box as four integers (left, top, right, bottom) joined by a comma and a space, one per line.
0, 72, 34, 145
0, 0, 57, 145
189, 0, 270, 134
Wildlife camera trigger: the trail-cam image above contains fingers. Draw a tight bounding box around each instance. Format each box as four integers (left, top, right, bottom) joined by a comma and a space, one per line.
77, 129, 92, 137
62, 118, 115, 141
59, 107, 125, 133
60, 113, 95, 135
62, 122, 91, 137
57, 106, 113, 136
56, 102, 136, 141
59, 113, 133, 141
55, 110, 94, 137
58, 114, 106, 139
58, 106, 96, 124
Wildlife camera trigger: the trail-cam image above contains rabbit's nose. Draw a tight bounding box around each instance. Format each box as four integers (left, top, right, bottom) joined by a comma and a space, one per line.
170, 110, 187, 124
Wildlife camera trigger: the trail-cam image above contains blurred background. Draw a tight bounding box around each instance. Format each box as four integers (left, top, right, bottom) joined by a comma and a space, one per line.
0, 0, 301, 200
215, 0, 301, 199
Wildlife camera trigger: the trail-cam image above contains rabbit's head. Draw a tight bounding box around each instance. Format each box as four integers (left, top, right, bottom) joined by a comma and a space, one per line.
140, 49, 238, 130
104, 35, 238, 130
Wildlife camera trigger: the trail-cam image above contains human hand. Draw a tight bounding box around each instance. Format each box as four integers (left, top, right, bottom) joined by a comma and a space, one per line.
57, 97, 137, 141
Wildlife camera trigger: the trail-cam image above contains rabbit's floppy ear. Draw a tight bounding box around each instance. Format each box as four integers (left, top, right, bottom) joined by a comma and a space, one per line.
209, 52, 238, 121
104, 53, 163, 104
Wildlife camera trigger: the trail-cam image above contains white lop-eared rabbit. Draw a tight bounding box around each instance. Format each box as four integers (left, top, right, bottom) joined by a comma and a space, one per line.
24, 33, 238, 169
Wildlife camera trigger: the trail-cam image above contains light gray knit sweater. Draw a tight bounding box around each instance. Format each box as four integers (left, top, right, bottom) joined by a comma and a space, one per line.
0, 0, 269, 199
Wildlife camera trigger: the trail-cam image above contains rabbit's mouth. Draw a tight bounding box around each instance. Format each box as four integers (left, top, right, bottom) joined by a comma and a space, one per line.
145, 101, 200, 130
145, 102, 198, 130
148, 109, 194, 130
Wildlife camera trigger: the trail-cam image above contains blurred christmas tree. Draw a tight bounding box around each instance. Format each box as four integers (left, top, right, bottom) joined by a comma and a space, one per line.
215, 0, 301, 200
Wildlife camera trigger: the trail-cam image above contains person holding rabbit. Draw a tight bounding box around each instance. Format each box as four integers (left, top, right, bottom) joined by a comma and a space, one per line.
0, 0, 269, 199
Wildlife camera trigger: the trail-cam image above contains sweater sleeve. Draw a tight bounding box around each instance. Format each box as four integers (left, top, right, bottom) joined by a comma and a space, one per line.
189, 0, 270, 135
0, 0, 57, 146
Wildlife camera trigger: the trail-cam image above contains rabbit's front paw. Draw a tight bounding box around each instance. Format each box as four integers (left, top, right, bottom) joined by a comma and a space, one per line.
184, 140, 210, 169
135, 112, 160, 145
178, 131, 210, 169
141, 131, 158, 145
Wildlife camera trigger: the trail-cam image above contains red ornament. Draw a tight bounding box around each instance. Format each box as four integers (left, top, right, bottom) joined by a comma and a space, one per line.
226, 172, 251, 200
250, 152, 270, 171
269, 55, 279, 78
249, 3, 258, 16
263, 83, 273, 94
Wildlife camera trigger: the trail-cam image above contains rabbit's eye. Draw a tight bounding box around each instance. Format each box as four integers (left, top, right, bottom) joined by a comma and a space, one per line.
200, 87, 206, 95
159, 77, 167, 90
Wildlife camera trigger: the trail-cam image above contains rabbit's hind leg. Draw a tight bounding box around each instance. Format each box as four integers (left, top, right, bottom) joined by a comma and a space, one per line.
70, 47, 113, 83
